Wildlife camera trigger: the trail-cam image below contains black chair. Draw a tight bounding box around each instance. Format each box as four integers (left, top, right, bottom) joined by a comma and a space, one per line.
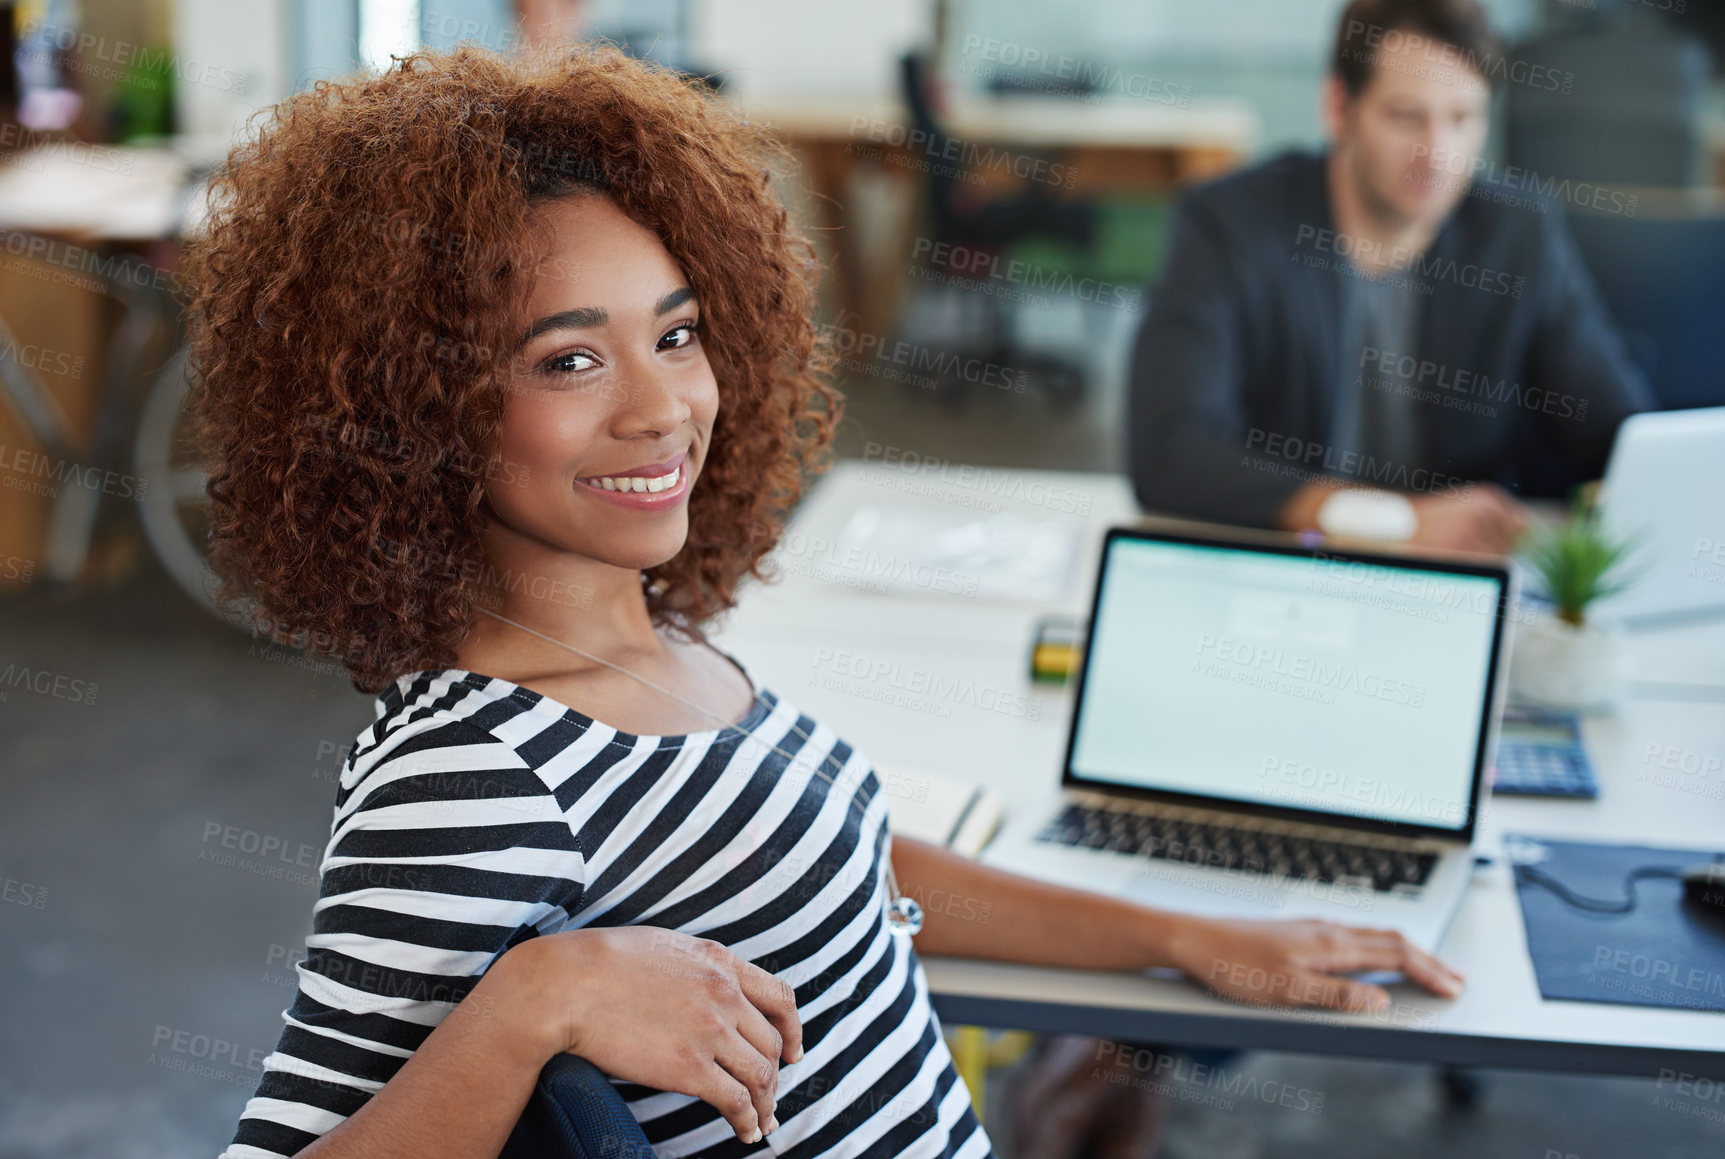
1506, 208, 1725, 499
1498, 9, 1717, 498
500, 1052, 656, 1159
1565, 211, 1725, 413
1505, 13, 1712, 188
896, 49, 1098, 409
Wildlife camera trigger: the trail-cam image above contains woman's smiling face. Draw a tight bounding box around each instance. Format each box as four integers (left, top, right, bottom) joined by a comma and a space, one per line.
485, 192, 718, 571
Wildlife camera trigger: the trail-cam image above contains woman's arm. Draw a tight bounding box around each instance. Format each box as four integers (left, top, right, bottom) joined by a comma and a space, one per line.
890, 836, 1179, 970
225, 718, 795, 1157
890, 835, 1465, 1012
294, 928, 802, 1157
291, 949, 551, 1159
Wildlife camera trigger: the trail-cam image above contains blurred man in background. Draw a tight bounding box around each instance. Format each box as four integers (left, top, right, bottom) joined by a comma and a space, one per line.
514, 0, 587, 48
1126, 0, 1652, 555
1023, 1, 1655, 1152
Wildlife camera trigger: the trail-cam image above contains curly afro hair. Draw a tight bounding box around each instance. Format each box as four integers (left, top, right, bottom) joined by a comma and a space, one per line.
186, 42, 841, 696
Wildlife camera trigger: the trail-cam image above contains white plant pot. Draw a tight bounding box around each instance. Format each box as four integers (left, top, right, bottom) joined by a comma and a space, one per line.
1508, 609, 1629, 713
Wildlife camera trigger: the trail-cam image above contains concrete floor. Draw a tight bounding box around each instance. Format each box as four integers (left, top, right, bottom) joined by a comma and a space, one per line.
2, 331, 1720, 1158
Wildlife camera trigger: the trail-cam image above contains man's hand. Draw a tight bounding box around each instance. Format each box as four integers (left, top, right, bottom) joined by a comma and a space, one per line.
1165, 916, 1466, 1014
1281, 479, 1525, 555
1408, 485, 1526, 554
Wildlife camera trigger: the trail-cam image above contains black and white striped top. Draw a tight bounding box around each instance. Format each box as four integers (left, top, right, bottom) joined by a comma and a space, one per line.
221, 661, 996, 1159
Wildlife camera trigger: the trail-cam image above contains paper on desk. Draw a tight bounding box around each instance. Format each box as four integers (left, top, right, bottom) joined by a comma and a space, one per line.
830, 504, 1079, 603
875, 762, 1004, 858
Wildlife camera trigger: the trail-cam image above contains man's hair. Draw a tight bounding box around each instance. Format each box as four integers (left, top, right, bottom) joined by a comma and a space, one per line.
1332, 0, 1503, 97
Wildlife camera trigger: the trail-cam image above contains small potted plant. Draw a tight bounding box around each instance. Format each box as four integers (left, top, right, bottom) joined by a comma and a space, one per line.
1509, 498, 1646, 712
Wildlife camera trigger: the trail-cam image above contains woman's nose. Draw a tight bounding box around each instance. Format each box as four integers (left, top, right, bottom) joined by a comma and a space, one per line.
609, 355, 692, 438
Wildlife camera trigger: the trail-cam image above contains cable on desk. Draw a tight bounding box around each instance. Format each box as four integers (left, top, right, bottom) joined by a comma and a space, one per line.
1512, 863, 1686, 914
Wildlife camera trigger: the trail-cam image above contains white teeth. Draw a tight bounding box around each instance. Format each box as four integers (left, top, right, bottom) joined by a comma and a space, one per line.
586, 464, 680, 494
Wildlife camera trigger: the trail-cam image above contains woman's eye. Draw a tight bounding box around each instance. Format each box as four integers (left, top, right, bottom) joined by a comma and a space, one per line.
542, 350, 598, 374
659, 322, 699, 351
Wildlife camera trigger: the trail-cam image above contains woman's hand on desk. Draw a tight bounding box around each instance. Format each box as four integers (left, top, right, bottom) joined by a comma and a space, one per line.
1163, 916, 1467, 1014
888, 838, 1464, 1013
503, 928, 803, 1144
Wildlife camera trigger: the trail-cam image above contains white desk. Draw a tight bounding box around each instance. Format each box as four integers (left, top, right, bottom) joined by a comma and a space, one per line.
712, 461, 1725, 1081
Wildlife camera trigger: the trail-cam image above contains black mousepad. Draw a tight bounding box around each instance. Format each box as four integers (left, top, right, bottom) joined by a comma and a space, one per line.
1506, 834, 1725, 1013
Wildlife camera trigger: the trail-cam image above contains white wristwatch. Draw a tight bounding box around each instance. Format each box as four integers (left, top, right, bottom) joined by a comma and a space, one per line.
1315, 489, 1418, 541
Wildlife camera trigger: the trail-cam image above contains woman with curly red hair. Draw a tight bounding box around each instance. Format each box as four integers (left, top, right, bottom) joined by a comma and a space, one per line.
195, 42, 1465, 1159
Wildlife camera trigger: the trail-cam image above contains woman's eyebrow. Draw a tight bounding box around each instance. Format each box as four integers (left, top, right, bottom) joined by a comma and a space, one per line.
517, 287, 698, 347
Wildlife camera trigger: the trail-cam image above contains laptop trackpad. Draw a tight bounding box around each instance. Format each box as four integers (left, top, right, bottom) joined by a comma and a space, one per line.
1120, 861, 1301, 921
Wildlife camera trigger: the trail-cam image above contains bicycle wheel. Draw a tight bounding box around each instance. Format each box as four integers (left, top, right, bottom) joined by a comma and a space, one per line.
132, 343, 255, 630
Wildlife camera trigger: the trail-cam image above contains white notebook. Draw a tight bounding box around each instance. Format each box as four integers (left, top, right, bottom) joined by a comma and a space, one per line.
831, 504, 1080, 605
875, 763, 1005, 858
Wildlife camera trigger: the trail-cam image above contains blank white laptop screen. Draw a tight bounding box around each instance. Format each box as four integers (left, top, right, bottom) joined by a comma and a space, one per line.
1068, 539, 1504, 833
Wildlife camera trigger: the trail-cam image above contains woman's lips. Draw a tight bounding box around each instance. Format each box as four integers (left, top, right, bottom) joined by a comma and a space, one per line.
578, 449, 688, 481
574, 450, 691, 509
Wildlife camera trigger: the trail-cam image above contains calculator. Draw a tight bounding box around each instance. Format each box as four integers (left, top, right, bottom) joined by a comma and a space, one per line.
1491, 706, 1599, 798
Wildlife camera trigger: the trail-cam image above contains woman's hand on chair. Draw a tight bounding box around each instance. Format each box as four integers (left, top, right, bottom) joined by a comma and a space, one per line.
501, 927, 803, 1145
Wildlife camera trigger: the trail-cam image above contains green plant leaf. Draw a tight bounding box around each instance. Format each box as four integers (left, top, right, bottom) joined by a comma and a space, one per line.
1515, 499, 1650, 625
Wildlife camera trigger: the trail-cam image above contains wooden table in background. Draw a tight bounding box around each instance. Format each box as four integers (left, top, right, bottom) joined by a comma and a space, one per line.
729, 93, 1259, 337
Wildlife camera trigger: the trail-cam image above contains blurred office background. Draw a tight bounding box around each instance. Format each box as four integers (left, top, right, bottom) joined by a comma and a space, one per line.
2, 0, 1723, 1156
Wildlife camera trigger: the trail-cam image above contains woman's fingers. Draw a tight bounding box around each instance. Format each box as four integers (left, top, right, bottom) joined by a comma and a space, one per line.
1299, 925, 1466, 1000
733, 1000, 789, 1084
1289, 970, 1391, 1014
734, 958, 805, 1063
1206, 959, 1385, 1013
690, 1059, 765, 1144
711, 1028, 779, 1140
1372, 932, 1466, 998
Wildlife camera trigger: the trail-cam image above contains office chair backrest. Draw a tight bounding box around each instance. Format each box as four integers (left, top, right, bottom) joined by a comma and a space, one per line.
1508, 205, 1725, 498
898, 50, 968, 232
895, 48, 1094, 253
1566, 210, 1725, 412
499, 1052, 656, 1159
1505, 22, 1712, 188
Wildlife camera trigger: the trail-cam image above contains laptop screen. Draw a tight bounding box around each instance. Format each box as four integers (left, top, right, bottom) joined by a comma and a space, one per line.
1066, 534, 1507, 836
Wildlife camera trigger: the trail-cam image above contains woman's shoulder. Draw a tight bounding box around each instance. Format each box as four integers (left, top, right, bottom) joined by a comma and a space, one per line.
364, 668, 518, 750
325, 670, 582, 893
341, 669, 543, 807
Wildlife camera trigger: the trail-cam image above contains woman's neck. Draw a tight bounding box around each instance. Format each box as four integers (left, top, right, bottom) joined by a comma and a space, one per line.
454, 531, 668, 678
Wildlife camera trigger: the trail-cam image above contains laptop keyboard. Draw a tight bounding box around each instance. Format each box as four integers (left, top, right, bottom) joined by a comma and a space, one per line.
1035, 802, 1439, 893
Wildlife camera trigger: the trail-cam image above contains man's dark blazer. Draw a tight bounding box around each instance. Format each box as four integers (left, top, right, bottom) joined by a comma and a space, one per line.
1126, 149, 1653, 527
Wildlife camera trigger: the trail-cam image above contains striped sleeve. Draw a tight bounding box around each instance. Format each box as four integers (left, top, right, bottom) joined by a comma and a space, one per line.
220, 718, 585, 1159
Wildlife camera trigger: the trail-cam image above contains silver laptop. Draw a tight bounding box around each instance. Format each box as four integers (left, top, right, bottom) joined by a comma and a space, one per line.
982, 528, 1513, 952
1595, 406, 1725, 626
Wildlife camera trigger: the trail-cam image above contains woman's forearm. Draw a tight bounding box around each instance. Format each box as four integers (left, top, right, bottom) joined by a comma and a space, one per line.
890, 836, 1190, 970
293, 948, 551, 1159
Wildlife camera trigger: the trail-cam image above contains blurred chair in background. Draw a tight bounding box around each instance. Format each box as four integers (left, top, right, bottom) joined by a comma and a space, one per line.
1565, 210, 1725, 414
1500, 4, 1721, 497
1510, 208, 1725, 496
1505, 6, 1713, 188
897, 49, 1097, 410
